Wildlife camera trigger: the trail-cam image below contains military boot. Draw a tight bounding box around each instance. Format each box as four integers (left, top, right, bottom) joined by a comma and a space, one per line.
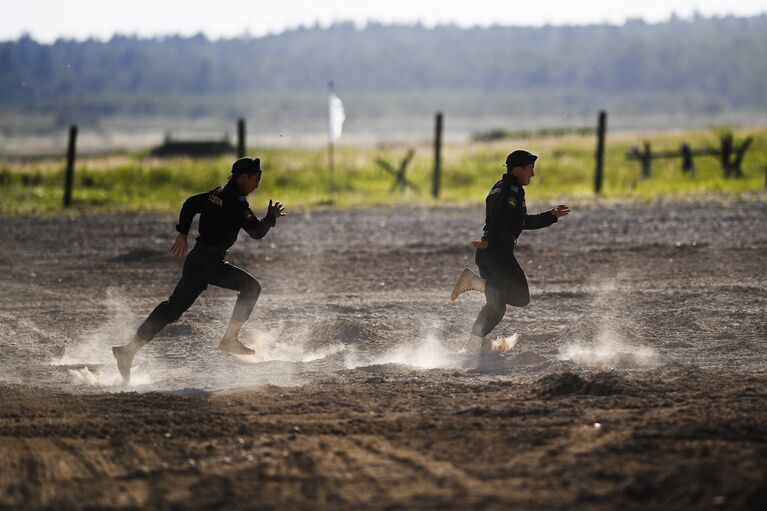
450, 268, 486, 301
112, 336, 147, 382
481, 337, 498, 356
462, 334, 483, 354
217, 320, 256, 356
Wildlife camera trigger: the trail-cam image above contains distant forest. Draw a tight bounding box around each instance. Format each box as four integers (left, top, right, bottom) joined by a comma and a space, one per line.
1, 14, 765, 125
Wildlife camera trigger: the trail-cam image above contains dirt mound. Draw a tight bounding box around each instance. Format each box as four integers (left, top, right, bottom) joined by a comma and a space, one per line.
650, 362, 709, 383
536, 371, 635, 397
355, 363, 414, 375
171, 388, 212, 398
508, 351, 550, 366
300, 351, 348, 374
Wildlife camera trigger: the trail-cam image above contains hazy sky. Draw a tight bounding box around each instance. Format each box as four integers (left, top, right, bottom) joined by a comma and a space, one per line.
4, 0, 766, 42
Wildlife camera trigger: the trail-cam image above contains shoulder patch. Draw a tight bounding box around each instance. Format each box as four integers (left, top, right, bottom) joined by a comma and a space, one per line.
507, 196, 517, 208
208, 195, 224, 207
488, 187, 502, 196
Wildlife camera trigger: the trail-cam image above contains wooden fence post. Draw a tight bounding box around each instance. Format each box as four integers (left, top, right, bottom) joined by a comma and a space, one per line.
63, 125, 77, 207
720, 133, 733, 177
594, 110, 607, 194
433, 112, 443, 199
680, 143, 695, 175
237, 118, 246, 158
732, 137, 753, 178
640, 141, 652, 178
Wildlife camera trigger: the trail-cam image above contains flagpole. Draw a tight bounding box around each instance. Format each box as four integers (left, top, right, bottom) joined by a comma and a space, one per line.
328, 80, 334, 196
328, 139, 335, 194
327, 80, 344, 198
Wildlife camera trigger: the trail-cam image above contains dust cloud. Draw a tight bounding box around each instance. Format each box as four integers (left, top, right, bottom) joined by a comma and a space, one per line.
240, 323, 346, 363
557, 279, 659, 368
49, 287, 160, 388
51, 287, 137, 367
362, 334, 454, 369
68, 366, 153, 387
557, 324, 659, 367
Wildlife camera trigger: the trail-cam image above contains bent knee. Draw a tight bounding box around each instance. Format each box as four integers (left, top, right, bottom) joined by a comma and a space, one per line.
242, 278, 262, 299
508, 293, 530, 307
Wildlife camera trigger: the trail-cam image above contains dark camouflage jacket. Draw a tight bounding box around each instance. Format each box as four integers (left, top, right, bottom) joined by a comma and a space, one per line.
176, 179, 275, 250
482, 173, 556, 253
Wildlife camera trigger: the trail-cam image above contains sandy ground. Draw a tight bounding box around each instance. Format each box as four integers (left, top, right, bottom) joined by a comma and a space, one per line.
1, 197, 766, 510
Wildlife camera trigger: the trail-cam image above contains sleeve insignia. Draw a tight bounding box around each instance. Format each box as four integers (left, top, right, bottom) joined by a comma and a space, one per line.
507, 197, 517, 208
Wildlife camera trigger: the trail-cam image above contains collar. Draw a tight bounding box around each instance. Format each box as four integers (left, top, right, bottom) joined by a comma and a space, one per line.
224, 178, 248, 200
224, 178, 239, 193
502, 173, 523, 192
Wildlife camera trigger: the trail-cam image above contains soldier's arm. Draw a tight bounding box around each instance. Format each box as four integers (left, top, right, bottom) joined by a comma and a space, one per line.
175, 192, 207, 235
241, 200, 285, 240
241, 210, 275, 240
524, 204, 570, 230
524, 211, 557, 230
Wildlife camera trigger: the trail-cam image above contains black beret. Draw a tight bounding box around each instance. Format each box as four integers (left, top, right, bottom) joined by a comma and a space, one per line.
504, 150, 538, 168
231, 157, 262, 176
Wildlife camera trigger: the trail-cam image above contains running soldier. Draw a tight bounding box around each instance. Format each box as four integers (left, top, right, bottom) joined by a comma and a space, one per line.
450, 149, 570, 356
112, 157, 285, 381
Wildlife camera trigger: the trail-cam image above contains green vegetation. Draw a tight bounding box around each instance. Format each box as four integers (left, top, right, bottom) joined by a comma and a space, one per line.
1, 127, 764, 214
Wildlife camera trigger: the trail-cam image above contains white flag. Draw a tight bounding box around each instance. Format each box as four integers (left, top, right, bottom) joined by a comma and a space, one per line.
328, 91, 345, 144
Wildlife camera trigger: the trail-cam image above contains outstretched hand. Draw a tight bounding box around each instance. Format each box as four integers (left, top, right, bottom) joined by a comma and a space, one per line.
171, 234, 188, 257
551, 205, 571, 218
267, 199, 286, 219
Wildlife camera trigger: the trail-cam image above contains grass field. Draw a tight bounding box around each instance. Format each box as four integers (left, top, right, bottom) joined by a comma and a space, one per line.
1, 126, 764, 214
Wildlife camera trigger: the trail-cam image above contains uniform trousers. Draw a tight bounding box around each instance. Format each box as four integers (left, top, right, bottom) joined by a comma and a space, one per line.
470, 247, 530, 338
136, 242, 261, 341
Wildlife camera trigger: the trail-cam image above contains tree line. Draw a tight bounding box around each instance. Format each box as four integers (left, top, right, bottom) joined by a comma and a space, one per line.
1, 14, 765, 121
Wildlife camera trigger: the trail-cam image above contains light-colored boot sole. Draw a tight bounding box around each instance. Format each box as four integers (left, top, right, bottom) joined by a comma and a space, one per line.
450, 268, 485, 301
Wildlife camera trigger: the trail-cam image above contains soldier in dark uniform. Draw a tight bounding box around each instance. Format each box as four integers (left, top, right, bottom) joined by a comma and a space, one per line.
450, 149, 570, 356
112, 157, 286, 381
